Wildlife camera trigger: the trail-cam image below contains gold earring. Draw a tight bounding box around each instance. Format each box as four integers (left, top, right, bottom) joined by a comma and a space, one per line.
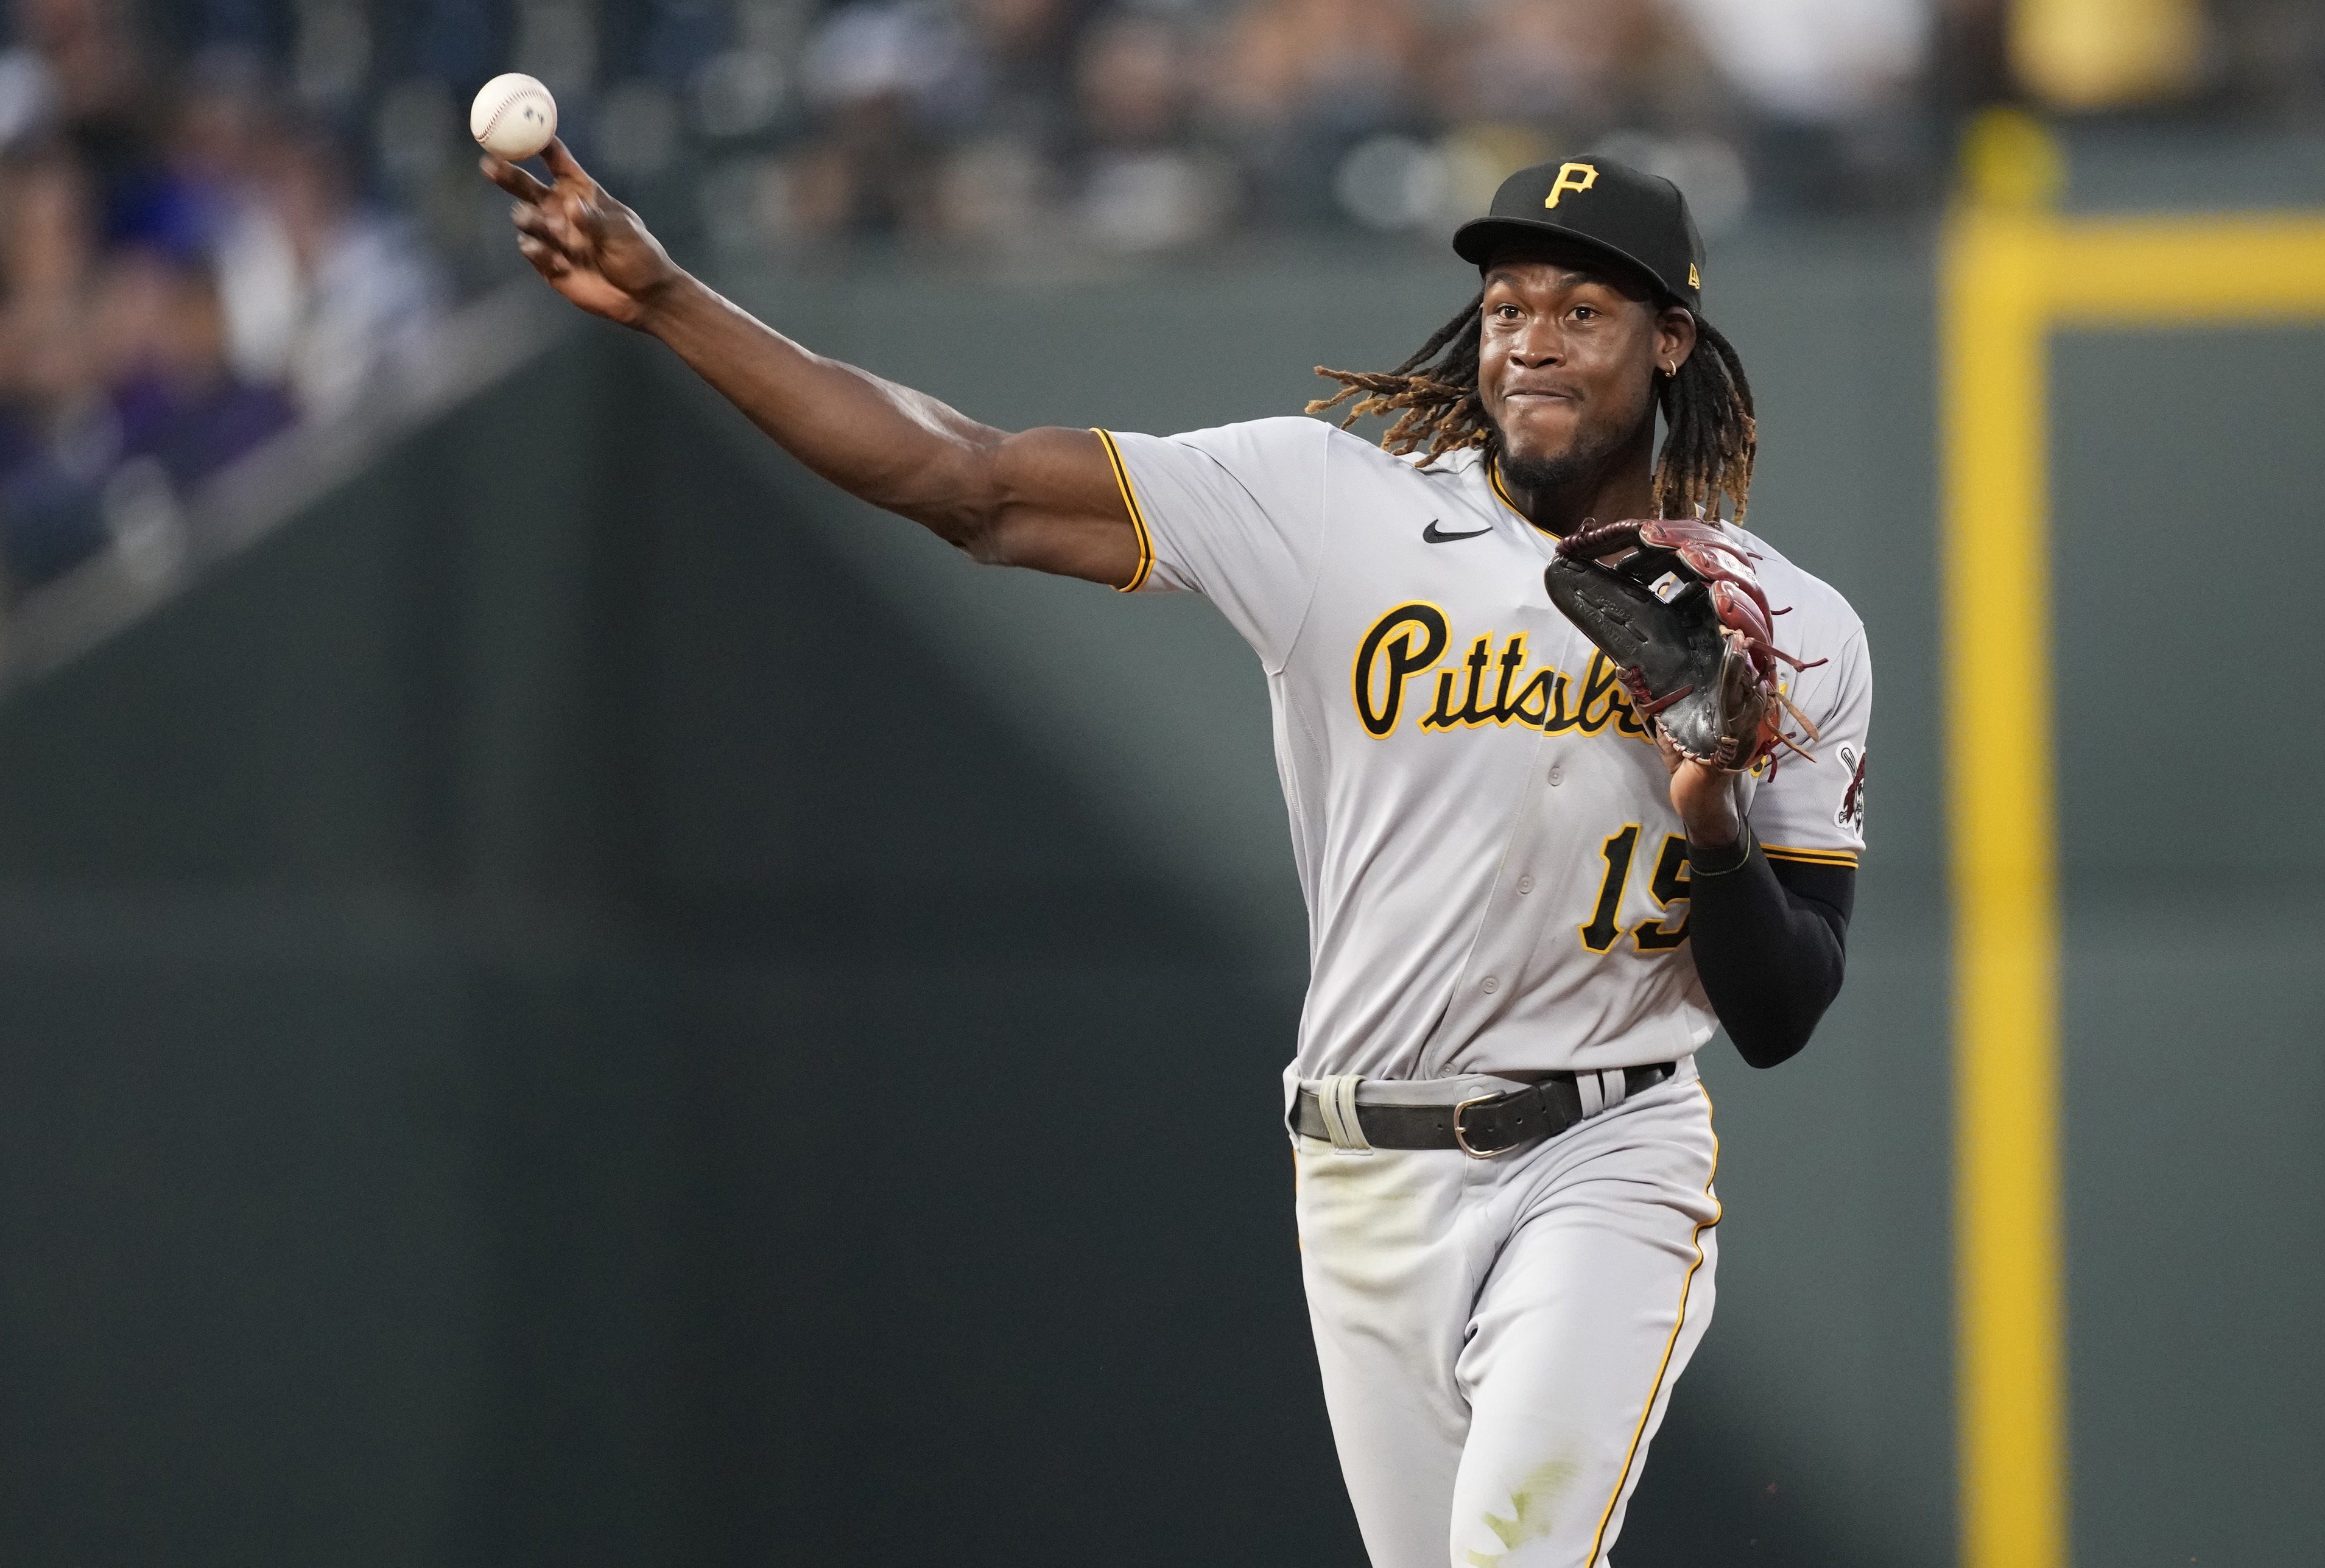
1663, 362, 1677, 378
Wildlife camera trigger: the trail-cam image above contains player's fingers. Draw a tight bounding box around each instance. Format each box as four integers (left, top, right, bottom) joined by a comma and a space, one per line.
541, 136, 597, 194
510, 202, 571, 254
515, 234, 572, 278
481, 154, 552, 203
572, 193, 620, 246
513, 199, 595, 259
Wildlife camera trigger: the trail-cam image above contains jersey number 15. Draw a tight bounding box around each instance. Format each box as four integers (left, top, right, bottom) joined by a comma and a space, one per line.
1579, 826, 1691, 954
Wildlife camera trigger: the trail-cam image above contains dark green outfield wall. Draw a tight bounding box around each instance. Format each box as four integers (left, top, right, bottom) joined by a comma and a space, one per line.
0, 331, 1346, 1566
2048, 325, 2325, 1568
0, 231, 2310, 1564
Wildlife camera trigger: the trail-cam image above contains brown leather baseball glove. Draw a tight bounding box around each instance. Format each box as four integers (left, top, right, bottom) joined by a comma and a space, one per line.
1543, 517, 1823, 772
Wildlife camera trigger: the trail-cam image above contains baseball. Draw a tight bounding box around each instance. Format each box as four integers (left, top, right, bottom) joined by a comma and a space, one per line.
471, 73, 558, 162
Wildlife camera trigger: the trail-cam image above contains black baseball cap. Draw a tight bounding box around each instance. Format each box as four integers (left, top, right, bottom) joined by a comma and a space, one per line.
1452, 156, 1706, 312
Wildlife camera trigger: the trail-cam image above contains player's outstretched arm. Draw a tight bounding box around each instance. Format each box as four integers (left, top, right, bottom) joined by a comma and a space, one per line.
480, 141, 1139, 588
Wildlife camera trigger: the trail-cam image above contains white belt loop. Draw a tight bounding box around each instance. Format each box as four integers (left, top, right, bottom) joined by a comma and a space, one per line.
1598, 1067, 1629, 1113
1315, 1074, 1373, 1155
1575, 1071, 1605, 1120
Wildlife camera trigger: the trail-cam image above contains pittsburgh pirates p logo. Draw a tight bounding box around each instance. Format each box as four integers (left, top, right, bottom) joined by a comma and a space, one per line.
1544, 162, 1599, 209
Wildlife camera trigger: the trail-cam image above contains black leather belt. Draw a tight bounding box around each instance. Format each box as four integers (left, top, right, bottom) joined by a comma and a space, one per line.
1292, 1064, 1676, 1157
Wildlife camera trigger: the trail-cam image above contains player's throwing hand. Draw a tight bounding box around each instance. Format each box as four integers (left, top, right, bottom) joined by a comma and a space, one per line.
480, 139, 678, 328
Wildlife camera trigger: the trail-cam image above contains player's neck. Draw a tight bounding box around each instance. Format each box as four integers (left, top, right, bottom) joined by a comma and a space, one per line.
1495, 447, 1656, 540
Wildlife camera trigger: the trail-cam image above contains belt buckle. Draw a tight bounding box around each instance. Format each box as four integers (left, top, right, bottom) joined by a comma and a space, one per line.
1452, 1092, 1512, 1158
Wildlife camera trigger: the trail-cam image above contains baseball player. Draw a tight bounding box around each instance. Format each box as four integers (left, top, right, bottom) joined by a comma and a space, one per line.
482, 142, 1868, 1566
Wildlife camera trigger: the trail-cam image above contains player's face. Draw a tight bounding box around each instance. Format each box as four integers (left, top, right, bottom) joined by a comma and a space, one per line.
1475, 253, 1687, 480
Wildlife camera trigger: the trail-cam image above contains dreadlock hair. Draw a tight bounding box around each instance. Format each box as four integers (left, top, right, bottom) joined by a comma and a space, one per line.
1307, 291, 1759, 522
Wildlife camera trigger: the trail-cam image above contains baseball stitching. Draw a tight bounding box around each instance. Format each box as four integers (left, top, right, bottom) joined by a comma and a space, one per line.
480, 89, 546, 146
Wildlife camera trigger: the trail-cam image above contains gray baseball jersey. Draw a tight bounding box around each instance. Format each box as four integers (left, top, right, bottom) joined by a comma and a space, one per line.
1097, 417, 1871, 1080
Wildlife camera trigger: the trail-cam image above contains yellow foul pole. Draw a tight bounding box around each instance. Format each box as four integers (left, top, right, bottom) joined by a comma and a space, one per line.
1941, 96, 2325, 1568
1941, 111, 2067, 1568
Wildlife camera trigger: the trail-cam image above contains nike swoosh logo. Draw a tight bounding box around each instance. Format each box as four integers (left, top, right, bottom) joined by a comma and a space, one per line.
1423, 519, 1492, 543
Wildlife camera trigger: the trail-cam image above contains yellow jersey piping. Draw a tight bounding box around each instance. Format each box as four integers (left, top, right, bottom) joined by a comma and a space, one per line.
1489, 457, 1569, 540
1760, 843, 1861, 869
1487, 458, 1532, 527
1585, 1080, 1721, 1565
1092, 428, 1153, 592
1488, 458, 1522, 517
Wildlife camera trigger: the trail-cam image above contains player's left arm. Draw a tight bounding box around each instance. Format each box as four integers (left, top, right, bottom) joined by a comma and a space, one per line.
1662, 622, 1870, 1068
1679, 825, 1851, 1069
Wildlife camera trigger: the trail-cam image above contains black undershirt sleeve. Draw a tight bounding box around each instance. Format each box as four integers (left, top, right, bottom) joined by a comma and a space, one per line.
1684, 829, 1855, 1069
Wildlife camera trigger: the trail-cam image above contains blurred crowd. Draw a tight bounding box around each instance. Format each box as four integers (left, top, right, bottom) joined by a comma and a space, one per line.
751, 0, 1933, 255
591, 0, 1944, 256
0, 0, 2316, 598
0, 0, 446, 595
499, 0, 2319, 255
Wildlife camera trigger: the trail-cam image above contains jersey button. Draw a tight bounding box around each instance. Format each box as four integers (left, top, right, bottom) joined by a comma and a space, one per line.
1516, 875, 1534, 894
1480, 976, 1499, 993
1547, 765, 1564, 786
